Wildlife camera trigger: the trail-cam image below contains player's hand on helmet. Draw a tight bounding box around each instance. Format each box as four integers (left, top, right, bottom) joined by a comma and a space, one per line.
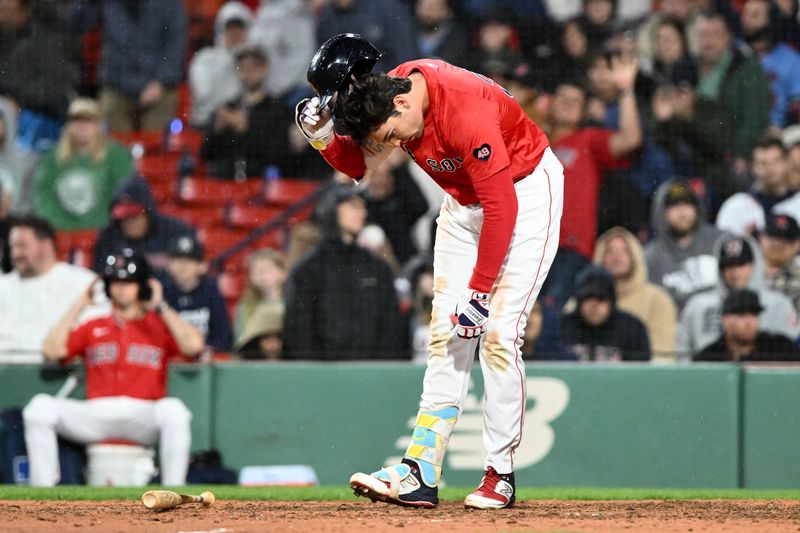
295, 96, 334, 150
452, 290, 490, 339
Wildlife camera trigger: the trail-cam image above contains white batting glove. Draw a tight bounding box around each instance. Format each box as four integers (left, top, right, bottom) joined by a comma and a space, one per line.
295, 97, 334, 151
452, 290, 490, 339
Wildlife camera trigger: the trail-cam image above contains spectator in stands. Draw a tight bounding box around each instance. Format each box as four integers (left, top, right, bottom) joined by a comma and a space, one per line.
408, 260, 433, 364
785, 127, 800, 189
547, 55, 642, 260
471, 8, 526, 74
317, 0, 415, 74
645, 180, 723, 311
637, 0, 702, 67
200, 45, 292, 179
585, 51, 664, 236
234, 248, 286, 347
560, 266, 651, 362
0, 0, 73, 125
363, 161, 429, 265
70, 0, 188, 132
161, 235, 232, 354
234, 300, 284, 360
593, 227, 678, 360
26, 248, 203, 486
649, 18, 692, 88
93, 175, 196, 272
0, 1, 74, 214
694, 10, 770, 197
188, 2, 253, 129
249, 0, 316, 100
283, 186, 406, 360
759, 214, 800, 315
650, 60, 728, 190
0, 215, 101, 360
741, 0, 800, 128
774, 0, 800, 50
0, 99, 19, 212
716, 136, 800, 236
540, 18, 591, 92
578, 0, 617, 50
677, 234, 798, 358
694, 288, 800, 362
32, 99, 133, 231
0, 103, 16, 272
414, 0, 470, 68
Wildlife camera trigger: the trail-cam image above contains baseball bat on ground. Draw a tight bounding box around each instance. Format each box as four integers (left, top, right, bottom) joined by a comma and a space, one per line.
141, 490, 216, 510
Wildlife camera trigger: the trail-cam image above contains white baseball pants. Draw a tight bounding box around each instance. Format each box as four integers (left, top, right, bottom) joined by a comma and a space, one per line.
420, 147, 563, 474
23, 393, 192, 486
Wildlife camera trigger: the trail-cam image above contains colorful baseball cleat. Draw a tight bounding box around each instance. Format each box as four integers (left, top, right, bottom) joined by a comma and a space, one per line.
464, 467, 516, 509
349, 458, 439, 508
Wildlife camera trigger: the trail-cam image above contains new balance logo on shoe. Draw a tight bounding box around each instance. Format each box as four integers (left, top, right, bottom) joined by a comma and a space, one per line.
464, 467, 516, 509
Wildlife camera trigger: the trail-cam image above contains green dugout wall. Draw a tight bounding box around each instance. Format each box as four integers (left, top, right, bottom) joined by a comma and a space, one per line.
0, 362, 797, 488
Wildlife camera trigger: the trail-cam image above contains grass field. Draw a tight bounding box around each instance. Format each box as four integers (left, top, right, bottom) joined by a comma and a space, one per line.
1, 485, 798, 501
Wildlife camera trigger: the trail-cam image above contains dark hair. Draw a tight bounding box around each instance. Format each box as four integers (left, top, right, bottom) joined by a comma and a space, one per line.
335, 73, 412, 145
697, 10, 733, 34
753, 135, 788, 155
656, 17, 688, 55
235, 45, 268, 66
8, 214, 56, 242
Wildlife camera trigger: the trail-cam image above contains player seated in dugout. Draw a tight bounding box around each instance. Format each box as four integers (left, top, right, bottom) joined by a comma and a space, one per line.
22, 248, 204, 487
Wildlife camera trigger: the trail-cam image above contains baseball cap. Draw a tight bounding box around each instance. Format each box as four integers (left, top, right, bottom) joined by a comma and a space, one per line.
111, 200, 146, 220
664, 181, 698, 208
169, 235, 205, 261
67, 98, 101, 121
722, 288, 763, 315
764, 214, 800, 241
718, 236, 754, 269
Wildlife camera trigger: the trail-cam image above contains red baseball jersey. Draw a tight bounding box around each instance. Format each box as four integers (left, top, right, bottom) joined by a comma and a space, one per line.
323, 59, 549, 205
65, 311, 180, 400
552, 128, 630, 259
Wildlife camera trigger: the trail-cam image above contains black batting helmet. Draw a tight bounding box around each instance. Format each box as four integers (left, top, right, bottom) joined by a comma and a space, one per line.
102, 248, 152, 301
307, 33, 383, 111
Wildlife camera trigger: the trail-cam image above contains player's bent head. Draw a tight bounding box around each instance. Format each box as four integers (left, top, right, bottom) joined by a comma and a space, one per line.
336, 73, 412, 145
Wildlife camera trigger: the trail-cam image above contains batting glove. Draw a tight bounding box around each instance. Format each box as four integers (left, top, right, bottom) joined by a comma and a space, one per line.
295, 97, 334, 151
453, 291, 490, 339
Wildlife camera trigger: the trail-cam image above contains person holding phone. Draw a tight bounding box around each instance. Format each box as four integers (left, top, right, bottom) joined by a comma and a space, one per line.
22, 248, 204, 487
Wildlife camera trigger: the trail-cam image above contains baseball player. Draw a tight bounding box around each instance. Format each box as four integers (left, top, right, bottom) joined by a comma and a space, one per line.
23, 248, 204, 486
296, 34, 564, 509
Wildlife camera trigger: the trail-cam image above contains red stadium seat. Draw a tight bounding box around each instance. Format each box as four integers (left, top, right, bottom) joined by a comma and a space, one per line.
197, 227, 252, 259
263, 179, 320, 207
225, 204, 284, 230
178, 177, 264, 206
160, 203, 226, 229
137, 152, 182, 181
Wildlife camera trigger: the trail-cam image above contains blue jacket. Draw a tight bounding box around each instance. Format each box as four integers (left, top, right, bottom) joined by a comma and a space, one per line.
162, 274, 233, 353
71, 0, 187, 95
760, 43, 800, 127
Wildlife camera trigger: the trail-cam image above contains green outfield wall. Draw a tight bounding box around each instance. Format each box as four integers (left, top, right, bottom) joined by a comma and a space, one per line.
0, 362, 797, 488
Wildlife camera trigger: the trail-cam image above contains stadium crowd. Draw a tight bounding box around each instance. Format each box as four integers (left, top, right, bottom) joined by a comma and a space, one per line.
0, 0, 799, 366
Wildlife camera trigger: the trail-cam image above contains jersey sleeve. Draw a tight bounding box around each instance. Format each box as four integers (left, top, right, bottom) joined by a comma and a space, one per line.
64, 322, 92, 363
155, 314, 181, 360
587, 128, 630, 171
448, 108, 511, 183
320, 133, 367, 179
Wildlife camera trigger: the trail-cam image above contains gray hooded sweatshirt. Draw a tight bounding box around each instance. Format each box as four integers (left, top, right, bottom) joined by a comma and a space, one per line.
188, 2, 253, 128
676, 232, 799, 360
645, 180, 724, 311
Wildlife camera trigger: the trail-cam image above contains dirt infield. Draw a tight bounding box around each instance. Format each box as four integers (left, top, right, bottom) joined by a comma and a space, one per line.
1, 499, 799, 532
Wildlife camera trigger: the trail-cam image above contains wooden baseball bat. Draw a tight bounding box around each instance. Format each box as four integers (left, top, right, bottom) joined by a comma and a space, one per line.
141, 490, 215, 510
